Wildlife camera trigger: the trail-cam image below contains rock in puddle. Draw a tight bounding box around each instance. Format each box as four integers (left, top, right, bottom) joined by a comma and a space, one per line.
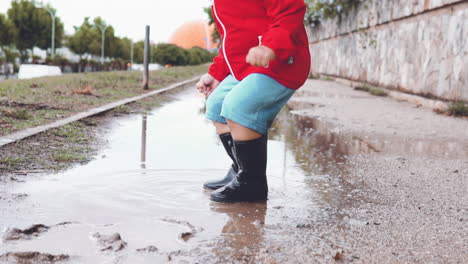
91, 232, 127, 252
161, 218, 202, 242
180, 232, 193, 241
0, 252, 69, 263
2, 222, 75, 241
136, 245, 159, 253
3, 224, 50, 241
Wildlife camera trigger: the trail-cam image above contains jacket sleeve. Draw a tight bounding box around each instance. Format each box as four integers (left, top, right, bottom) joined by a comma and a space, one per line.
261, 0, 307, 61
207, 7, 230, 82
208, 45, 230, 82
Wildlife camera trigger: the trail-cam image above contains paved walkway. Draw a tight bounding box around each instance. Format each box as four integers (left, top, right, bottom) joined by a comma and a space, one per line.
283, 79, 468, 263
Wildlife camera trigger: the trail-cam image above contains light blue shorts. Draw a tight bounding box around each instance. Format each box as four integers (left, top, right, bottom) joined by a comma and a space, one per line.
205, 73, 295, 135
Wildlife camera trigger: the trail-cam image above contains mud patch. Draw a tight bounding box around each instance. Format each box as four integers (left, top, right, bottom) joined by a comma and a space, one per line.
0, 192, 28, 202
91, 232, 127, 252
0, 100, 67, 111
0, 252, 69, 264
161, 218, 202, 242
136, 246, 159, 253
2, 222, 75, 241
3, 224, 50, 241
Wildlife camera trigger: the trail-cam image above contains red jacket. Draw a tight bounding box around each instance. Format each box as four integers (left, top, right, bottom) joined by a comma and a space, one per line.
208, 0, 311, 90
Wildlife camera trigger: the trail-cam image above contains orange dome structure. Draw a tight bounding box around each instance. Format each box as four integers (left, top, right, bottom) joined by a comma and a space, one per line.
169, 20, 218, 51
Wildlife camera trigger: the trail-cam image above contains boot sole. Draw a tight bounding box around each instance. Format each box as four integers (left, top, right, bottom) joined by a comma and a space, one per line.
210, 194, 268, 203
203, 185, 223, 191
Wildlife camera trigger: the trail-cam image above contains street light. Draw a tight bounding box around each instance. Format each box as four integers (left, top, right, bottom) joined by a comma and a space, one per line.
37, 3, 56, 58
96, 24, 108, 64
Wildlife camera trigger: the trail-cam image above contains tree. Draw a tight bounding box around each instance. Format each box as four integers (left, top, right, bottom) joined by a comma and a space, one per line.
91, 17, 119, 60
152, 43, 189, 66
0, 13, 18, 77
0, 13, 17, 48
187, 46, 214, 65
35, 5, 65, 53
67, 17, 97, 59
133, 40, 145, 64
7, 0, 64, 62
203, 7, 220, 44
67, 17, 124, 63
111, 37, 132, 61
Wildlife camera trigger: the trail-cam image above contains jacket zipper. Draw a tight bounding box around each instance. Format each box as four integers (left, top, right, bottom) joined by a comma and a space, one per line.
258, 35, 269, 68
212, 1, 237, 80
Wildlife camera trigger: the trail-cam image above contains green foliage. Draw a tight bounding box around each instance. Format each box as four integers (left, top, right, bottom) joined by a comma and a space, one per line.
354, 84, 388, 97
152, 43, 189, 66
152, 44, 213, 66
446, 101, 468, 117
113, 37, 132, 61
305, 0, 362, 25
133, 40, 145, 64
67, 17, 96, 58
2, 108, 31, 120
67, 16, 126, 62
187, 47, 215, 65
35, 7, 65, 52
45, 55, 69, 66
203, 7, 220, 43
0, 13, 17, 47
0, 13, 18, 66
7, 0, 64, 61
92, 17, 119, 58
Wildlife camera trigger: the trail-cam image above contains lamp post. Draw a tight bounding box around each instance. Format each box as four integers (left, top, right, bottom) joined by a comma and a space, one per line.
96, 24, 108, 64
37, 3, 56, 58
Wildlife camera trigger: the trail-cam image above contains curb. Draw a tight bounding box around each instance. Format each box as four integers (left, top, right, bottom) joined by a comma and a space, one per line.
0, 76, 201, 148
321, 75, 449, 110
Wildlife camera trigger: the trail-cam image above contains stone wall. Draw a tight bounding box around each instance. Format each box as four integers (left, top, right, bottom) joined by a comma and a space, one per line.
308, 0, 468, 101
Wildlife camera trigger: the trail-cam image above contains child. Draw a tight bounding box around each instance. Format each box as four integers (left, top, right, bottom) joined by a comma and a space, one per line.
196, 0, 311, 202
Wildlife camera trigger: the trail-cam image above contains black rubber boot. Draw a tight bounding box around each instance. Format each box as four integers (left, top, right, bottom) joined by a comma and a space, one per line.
203, 133, 239, 190
210, 135, 268, 202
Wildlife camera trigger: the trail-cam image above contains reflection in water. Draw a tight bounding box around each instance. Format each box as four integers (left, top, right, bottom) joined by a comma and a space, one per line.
209, 202, 267, 263
141, 115, 148, 169
271, 106, 468, 176
270, 109, 353, 176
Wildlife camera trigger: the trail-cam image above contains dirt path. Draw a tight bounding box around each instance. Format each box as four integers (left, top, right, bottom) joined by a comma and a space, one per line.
278, 79, 468, 263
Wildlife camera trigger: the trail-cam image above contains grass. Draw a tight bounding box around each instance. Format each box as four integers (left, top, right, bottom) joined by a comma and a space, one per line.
0, 116, 104, 173
308, 73, 320, 79
113, 105, 131, 114
446, 101, 468, 117
320, 76, 335, 81
354, 84, 388, 97
52, 123, 87, 143
53, 150, 88, 163
1, 109, 32, 120
0, 64, 207, 137
0, 157, 24, 170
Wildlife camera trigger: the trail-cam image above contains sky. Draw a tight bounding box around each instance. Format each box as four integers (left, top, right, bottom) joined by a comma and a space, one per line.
0, 0, 211, 43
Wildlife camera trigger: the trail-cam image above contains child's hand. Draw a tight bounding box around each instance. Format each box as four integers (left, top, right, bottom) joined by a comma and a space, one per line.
196, 74, 220, 97
246, 46, 276, 67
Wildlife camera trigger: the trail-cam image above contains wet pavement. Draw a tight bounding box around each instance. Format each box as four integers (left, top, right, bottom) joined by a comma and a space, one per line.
0, 84, 467, 263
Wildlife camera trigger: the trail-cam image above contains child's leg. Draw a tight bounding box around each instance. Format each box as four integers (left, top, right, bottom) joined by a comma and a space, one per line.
211, 73, 295, 202
220, 73, 295, 137
205, 75, 238, 135
213, 122, 230, 135
226, 120, 262, 141
204, 75, 240, 190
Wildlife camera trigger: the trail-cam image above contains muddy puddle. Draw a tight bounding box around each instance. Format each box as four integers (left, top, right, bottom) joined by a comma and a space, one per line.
0, 87, 466, 263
